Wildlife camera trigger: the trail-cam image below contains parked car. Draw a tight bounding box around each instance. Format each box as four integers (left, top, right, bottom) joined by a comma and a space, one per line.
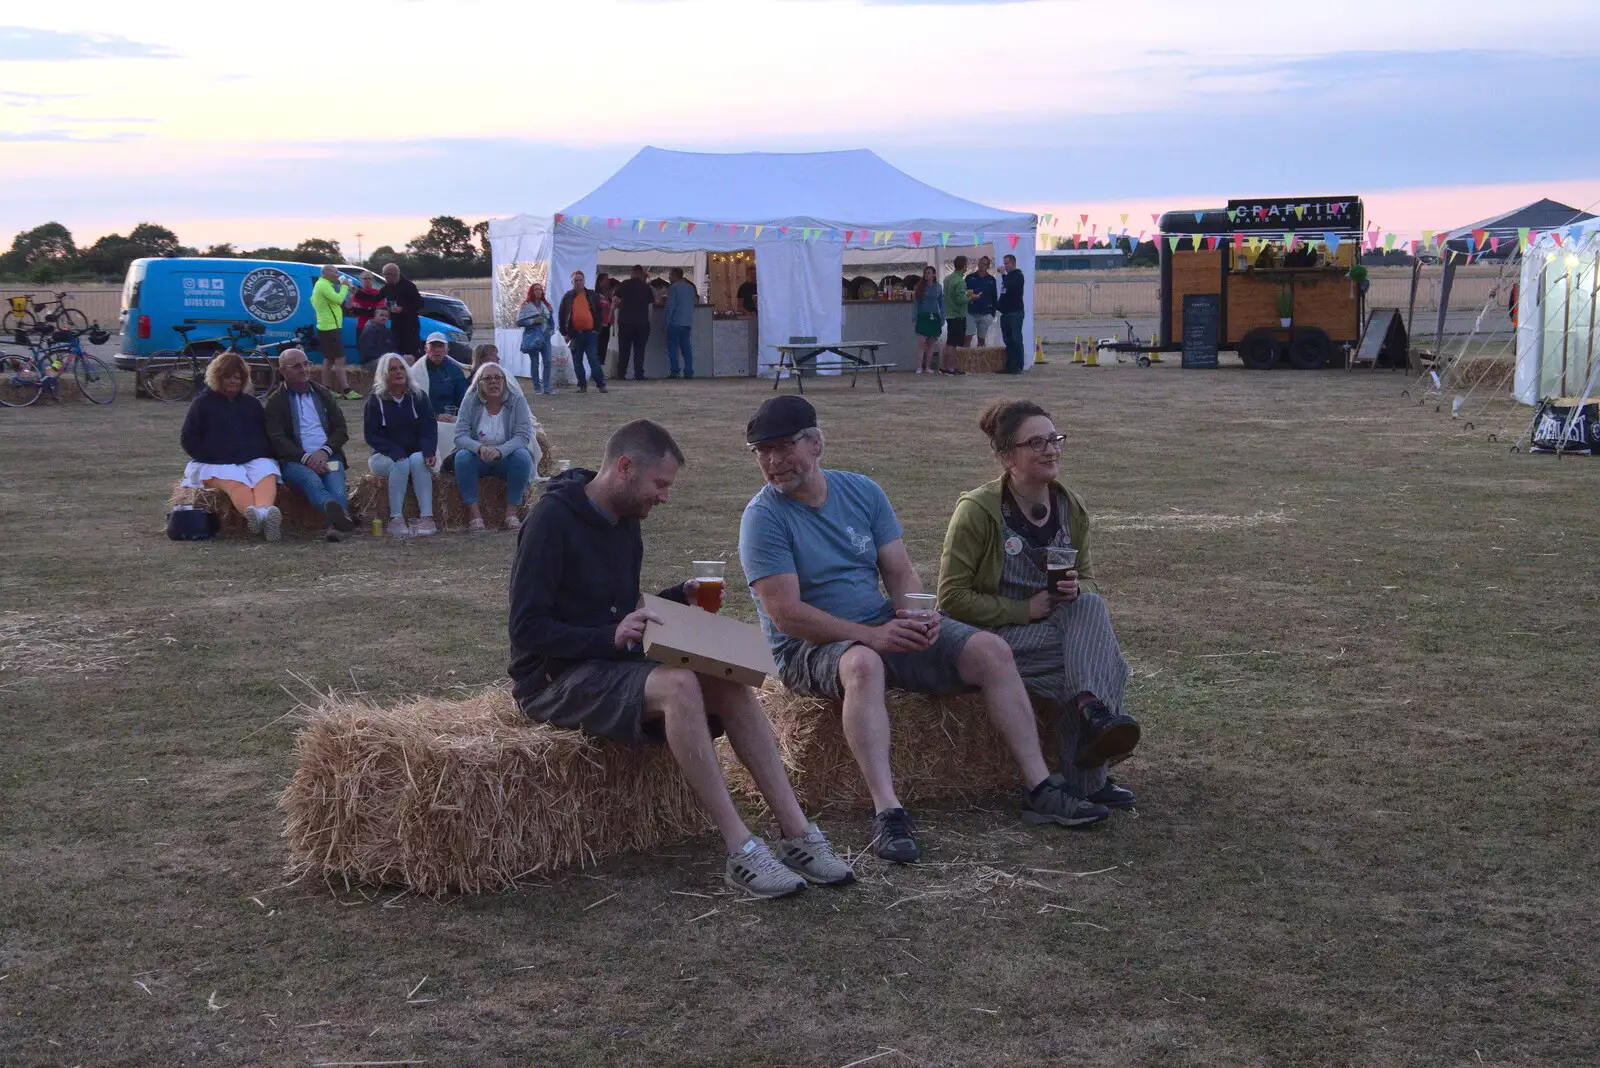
419, 292, 473, 336
115, 258, 472, 369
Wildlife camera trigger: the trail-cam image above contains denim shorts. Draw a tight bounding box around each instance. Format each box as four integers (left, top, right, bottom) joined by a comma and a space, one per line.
775, 615, 978, 700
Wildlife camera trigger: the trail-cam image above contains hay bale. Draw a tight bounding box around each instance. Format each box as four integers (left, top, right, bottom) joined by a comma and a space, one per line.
348, 467, 539, 531
727, 680, 1055, 811
278, 686, 707, 895
1447, 355, 1515, 391
944, 346, 1007, 374
166, 481, 330, 539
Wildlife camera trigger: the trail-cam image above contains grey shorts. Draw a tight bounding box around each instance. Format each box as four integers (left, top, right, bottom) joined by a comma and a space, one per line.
517, 658, 724, 747
970, 313, 995, 340
776, 615, 978, 700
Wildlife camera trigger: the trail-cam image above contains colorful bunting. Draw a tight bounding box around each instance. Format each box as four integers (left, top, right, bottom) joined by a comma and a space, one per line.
554, 213, 565, 226
1195, 212, 1205, 224
577, 215, 589, 228
940, 232, 950, 246
1079, 213, 1089, 226
1490, 237, 1500, 254
1119, 213, 1129, 226
1007, 233, 1020, 250
909, 231, 923, 247
1324, 232, 1341, 254
1167, 235, 1181, 252
1384, 233, 1396, 252
1294, 205, 1306, 220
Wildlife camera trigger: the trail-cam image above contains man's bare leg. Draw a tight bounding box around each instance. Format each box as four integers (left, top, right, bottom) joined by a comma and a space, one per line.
837, 645, 902, 812
957, 633, 1050, 788
699, 677, 808, 840
643, 667, 751, 853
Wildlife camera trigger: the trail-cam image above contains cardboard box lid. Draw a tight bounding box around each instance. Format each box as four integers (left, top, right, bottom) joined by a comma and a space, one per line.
640, 593, 777, 688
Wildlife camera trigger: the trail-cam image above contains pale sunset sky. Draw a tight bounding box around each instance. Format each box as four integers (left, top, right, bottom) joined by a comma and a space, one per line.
2, 0, 1597, 253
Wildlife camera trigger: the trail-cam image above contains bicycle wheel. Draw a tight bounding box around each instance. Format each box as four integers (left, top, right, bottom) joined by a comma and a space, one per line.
57, 308, 90, 332
73, 354, 117, 404
144, 350, 201, 403
0, 353, 42, 407
1, 309, 38, 336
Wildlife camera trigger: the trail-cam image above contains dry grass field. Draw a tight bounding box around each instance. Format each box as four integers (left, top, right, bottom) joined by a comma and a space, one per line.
1, 356, 1596, 1066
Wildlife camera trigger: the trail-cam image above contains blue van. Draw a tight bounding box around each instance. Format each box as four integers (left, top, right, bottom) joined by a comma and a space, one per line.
115, 257, 470, 369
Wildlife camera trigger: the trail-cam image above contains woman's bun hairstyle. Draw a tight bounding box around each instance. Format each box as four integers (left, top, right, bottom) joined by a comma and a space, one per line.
977, 397, 1050, 451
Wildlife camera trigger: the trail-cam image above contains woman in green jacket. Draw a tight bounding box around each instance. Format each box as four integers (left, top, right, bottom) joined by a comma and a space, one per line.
938, 398, 1142, 810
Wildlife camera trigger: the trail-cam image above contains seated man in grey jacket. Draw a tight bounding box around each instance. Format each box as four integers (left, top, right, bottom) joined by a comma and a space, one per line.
263, 348, 356, 541
452, 362, 540, 532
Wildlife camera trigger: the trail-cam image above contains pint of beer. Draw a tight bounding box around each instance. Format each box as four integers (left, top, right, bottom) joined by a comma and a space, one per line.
692, 560, 725, 613
1046, 546, 1077, 592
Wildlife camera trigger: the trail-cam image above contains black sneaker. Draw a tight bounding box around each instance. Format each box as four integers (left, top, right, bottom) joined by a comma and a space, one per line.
324, 499, 354, 533
1075, 700, 1141, 768
596, 382, 608, 393
1021, 774, 1110, 827
1087, 778, 1138, 810
578, 384, 588, 393
870, 807, 920, 863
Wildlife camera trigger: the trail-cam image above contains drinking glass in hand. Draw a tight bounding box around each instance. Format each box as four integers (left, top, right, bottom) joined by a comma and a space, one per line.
693, 560, 725, 613
1046, 546, 1078, 593
901, 592, 939, 629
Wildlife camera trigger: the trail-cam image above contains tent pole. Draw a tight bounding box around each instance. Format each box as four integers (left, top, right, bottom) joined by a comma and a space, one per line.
1560, 265, 1572, 397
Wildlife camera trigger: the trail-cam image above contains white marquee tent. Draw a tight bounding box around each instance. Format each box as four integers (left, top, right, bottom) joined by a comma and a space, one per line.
1514, 217, 1600, 406
497, 147, 1036, 378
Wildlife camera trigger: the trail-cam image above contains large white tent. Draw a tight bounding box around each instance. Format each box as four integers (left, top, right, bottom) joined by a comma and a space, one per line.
1514, 217, 1600, 406
541, 147, 1037, 375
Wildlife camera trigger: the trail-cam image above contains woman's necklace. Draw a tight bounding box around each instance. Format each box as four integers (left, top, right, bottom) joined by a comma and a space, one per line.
1010, 480, 1051, 523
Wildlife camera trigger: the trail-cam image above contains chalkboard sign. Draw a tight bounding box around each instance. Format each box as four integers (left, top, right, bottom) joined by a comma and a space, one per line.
1182, 294, 1220, 368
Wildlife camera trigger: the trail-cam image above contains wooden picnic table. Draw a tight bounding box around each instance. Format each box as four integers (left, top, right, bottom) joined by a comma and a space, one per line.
771, 340, 890, 393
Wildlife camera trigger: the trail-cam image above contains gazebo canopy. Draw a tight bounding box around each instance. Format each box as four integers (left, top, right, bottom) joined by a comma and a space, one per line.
548, 147, 1037, 373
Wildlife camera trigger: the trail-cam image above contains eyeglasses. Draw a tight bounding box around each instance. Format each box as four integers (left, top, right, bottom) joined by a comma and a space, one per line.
749, 433, 804, 456
1011, 434, 1065, 454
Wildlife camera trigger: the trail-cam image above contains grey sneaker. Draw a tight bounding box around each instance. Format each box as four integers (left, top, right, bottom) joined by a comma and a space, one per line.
725, 837, 807, 899
244, 507, 264, 536
386, 517, 409, 538
870, 807, 920, 864
1021, 774, 1110, 828
262, 506, 282, 542
778, 823, 855, 886
412, 516, 438, 537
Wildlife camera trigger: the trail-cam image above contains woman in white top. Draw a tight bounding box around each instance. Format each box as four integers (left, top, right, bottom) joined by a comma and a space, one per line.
452, 363, 539, 532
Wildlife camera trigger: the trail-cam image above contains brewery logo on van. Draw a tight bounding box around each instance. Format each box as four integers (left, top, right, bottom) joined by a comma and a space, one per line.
240, 267, 299, 324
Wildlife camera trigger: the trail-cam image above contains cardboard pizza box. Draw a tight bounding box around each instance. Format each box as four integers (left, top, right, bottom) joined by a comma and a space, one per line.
640, 593, 778, 688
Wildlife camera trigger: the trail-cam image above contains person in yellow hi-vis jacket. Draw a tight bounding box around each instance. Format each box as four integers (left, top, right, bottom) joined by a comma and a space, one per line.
310, 264, 358, 399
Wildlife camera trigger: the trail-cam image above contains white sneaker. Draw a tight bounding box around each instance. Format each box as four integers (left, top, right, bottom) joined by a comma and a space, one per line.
412, 516, 438, 536
244, 507, 264, 536
725, 837, 806, 899
262, 506, 282, 542
778, 823, 855, 886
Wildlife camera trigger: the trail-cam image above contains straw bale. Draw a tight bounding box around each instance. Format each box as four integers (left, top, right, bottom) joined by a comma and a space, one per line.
727, 680, 1055, 812
278, 685, 706, 895
348, 469, 538, 531
944, 346, 1007, 374
166, 482, 330, 539
1447, 355, 1515, 391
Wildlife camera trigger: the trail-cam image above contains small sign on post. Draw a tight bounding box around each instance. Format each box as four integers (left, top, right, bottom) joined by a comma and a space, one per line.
1182, 294, 1221, 369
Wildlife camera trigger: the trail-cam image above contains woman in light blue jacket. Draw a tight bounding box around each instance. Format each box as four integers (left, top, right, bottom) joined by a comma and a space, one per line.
452, 363, 540, 532
515, 283, 555, 396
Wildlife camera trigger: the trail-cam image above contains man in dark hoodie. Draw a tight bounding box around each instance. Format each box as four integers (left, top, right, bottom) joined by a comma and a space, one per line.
509, 419, 853, 899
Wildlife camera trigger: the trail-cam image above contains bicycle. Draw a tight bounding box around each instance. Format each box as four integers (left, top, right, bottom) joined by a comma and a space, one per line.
138, 320, 277, 403
0, 325, 116, 407
3, 292, 90, 335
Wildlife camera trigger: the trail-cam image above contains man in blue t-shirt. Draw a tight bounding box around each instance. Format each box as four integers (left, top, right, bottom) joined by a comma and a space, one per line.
738, 396, 1106, 865
965, 255, 999, 346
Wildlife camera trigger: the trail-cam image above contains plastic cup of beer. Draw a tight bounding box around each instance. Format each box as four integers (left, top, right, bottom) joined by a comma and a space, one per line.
558, 459, 571, 473
1046, 546, 1078, 593
901, 592, 939, 627
692, 560, 725, 612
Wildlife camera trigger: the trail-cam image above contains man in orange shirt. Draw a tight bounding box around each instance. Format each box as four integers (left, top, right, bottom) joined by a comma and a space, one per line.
558, 270, 608, 394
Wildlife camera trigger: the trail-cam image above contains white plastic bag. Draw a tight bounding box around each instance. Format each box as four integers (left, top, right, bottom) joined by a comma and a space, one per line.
550, 335, 577, 387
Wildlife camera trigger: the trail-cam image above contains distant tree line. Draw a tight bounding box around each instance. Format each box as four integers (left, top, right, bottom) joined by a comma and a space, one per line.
0, 215, 494, 283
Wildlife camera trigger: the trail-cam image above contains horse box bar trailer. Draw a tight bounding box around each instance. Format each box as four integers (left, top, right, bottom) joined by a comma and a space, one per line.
1152, 196, 1377, 370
